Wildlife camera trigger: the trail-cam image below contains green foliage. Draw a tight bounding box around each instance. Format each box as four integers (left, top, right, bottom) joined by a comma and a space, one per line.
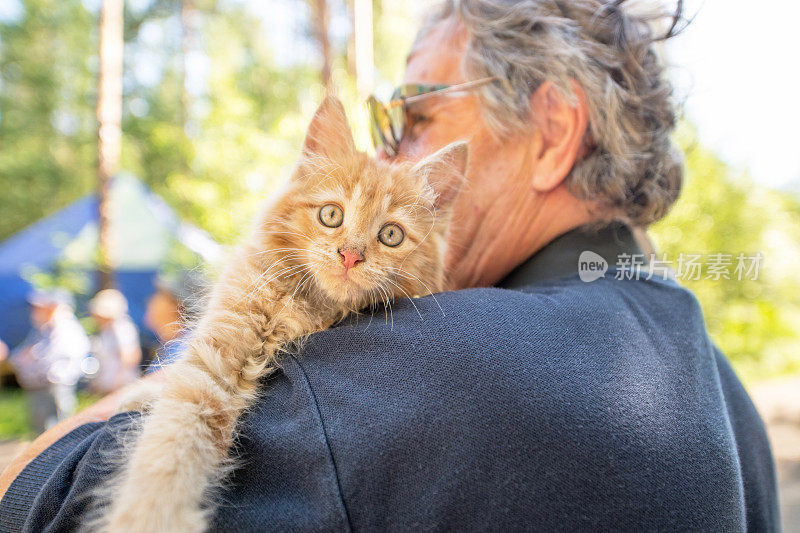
0, 0, 96, 242
651, 124, 800, 383
0, 388, 101, 439
119, 2, 321, 244
372, 0, 419, 87
0, 387, 31, 439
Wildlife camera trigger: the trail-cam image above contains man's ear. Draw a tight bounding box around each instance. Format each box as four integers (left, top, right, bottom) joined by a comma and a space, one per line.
528, 80, 589, 192
302, 96, 357, 160
412, 141, 469, 209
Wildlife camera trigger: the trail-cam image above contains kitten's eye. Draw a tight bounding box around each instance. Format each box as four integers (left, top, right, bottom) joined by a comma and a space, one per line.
318, 204, 343, 228
378, 223, 404, 247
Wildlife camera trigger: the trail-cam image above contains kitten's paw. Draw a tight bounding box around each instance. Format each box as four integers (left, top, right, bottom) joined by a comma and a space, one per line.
116, 380, 165, 414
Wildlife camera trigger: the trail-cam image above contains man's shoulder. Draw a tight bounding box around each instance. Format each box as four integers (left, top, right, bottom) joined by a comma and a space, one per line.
307, 275, 704, 364
279, 278, 755, 531
296, 276, 713, 423
293, 276, 727, 453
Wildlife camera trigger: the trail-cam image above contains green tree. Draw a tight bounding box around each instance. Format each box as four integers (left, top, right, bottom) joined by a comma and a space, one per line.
651, 125, 800, 383
120, 1, 320, 244
0, 0, 96, 241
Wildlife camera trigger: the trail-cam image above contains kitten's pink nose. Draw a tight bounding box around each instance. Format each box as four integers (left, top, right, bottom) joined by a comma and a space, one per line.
339, 249, 364, 270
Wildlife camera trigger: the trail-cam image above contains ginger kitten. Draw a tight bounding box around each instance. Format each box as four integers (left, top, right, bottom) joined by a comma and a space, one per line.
99, 96, 467, 532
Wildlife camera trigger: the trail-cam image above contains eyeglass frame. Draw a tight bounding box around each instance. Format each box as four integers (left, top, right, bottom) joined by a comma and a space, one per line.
366, 76, 497, 157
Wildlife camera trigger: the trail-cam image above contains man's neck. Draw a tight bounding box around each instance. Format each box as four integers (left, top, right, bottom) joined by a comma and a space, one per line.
448, 184, 596, 289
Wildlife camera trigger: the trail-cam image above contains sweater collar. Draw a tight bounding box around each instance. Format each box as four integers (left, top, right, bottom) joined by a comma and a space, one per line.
498, 223, 644, 288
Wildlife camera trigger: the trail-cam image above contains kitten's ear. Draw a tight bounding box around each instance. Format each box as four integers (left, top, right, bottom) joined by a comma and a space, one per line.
302, 96, 357, 160
412, 141, 469, 209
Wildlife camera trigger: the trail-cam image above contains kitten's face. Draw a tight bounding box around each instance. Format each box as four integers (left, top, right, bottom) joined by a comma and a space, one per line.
257, 97, 467, 311
268, 157, 442, 309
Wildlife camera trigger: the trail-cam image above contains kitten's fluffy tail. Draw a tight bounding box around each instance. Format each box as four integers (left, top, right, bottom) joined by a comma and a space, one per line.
117, 378, 165, 413
94, 361, 249, 533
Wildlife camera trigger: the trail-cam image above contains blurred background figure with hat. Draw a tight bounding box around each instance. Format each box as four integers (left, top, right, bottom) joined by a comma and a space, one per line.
0, 289, 89, 434
87, 289, 141, 395
0, 339, 8, 380
144, 270, 206, 371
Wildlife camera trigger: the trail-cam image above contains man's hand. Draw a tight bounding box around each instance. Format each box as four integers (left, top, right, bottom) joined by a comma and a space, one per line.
0, 370, 166, 500
0, 339, 8, 362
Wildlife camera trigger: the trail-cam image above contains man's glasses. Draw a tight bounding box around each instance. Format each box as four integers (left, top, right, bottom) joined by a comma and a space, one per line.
366, 77, 497, 157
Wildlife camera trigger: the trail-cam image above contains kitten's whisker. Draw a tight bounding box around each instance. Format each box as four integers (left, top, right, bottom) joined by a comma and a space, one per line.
239, 261, 312, 305
400, 204, 437, 270
254, 254, 305, 268
274, 265, 314, 284
377, 285, 389, 326
256, 230, 316, 244
375, 283, 394, 330
291, 270, 316, 310
250, 248, 325, 259
363, 290, 376, 332
254, 253, 325, 270
386, 266, 446, 317
236, 263, 297, 304
276, 269, 314, 319
385, 287, 394, 331
257, 260, 306, 282
254, 250, 311, 273
385, 278, 423, 320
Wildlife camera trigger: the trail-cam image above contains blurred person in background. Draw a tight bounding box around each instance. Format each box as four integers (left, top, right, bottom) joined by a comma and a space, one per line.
144, 271, 206, 370
0, 339, 9, 382
0, 290, 89, 434
87, 289, 141, 395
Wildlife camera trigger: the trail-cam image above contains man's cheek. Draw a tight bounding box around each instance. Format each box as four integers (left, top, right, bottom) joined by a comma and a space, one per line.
397, 134, 434, 161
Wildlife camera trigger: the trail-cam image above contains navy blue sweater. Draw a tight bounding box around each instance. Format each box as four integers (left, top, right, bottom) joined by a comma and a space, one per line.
0, 225, 779, 531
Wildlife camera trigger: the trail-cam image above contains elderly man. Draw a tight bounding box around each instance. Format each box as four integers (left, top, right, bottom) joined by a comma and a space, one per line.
0, 1, 778, 531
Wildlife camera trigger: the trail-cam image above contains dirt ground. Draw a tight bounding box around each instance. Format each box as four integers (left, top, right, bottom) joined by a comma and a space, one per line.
0, 439, 28, 479
750, 377, 800, 531
0, 379, 798, 530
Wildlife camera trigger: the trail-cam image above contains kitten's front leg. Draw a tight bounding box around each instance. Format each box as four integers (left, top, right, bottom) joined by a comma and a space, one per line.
116, 378, 166, 414
100, 263, 314, 532
104, 357, 250, 533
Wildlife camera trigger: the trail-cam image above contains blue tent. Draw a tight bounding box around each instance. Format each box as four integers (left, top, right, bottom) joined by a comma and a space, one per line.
0, 174, 221, 349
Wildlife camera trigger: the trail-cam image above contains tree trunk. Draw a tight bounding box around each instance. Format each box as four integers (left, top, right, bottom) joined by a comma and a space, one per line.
96, 0, 124, 290
345, 0, 355, 77
352, 0, 374, 98
180, 0, 195, 131
309, 0, 332, 89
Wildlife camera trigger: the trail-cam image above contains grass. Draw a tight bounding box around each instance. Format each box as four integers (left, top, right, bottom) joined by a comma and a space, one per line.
0, 386, 101, 440
0, 388, 31, 439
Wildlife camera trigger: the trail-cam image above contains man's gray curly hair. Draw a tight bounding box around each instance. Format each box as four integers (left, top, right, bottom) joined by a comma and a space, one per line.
419, 0, 686, 225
